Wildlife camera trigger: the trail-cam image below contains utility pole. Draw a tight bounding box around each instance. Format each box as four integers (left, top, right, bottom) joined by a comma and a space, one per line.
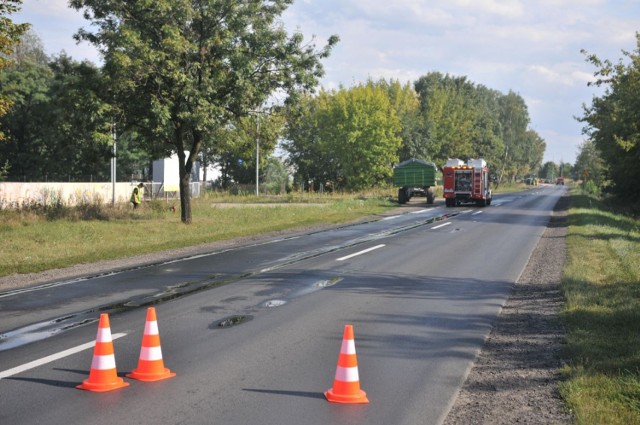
256, 114, 260, 197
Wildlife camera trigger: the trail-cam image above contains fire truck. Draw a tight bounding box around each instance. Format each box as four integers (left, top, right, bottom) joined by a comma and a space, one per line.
443, 158, 492, 207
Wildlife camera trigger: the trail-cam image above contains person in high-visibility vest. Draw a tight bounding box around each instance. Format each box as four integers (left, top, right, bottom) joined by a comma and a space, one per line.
130, 183, 144, 209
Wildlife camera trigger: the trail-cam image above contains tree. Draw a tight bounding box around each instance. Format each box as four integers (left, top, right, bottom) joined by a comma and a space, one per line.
376, 79, 423, 162
0, 0, 29, 141
284, 82, 402, 191
574, 140, 606, 193
11, 28, 48, 66
214, 112, 284, 187
539, 161, 558, 180
497, 91, 531, 184
0, 57, 53, 180
283, 92, 335, 190
580, 34, 640, 199
414, 73, 476, 164
263, 156, 289, 194
71, 0, 338, 223
42, 54, 114, 181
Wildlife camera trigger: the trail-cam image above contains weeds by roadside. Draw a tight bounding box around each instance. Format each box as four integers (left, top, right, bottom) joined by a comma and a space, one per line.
560, 188, 640, 425
0, 191, 394, 277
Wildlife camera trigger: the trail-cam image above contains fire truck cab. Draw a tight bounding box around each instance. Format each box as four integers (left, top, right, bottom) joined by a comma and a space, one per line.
443, 158, 492, 207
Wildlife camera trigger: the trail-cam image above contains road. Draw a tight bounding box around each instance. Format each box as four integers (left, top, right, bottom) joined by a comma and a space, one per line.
0, 185, 565, 425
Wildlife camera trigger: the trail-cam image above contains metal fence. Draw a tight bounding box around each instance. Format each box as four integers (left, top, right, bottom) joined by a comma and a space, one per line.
144, 182, 201, 201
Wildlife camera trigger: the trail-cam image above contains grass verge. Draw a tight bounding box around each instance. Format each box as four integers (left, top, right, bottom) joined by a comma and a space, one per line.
560, 188, 640, 424
0, 192, 394, 277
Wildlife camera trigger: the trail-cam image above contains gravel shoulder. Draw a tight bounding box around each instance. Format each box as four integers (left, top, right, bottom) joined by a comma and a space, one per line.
0, 196, 573, 424
443, 192, 572, 424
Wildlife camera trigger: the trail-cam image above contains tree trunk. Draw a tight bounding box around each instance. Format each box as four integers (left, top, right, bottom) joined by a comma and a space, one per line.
177, 149, 192, 224
177, 130, 203, 224
179, 170, 192, 224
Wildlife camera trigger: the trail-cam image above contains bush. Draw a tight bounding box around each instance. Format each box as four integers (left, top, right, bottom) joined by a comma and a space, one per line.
582, 179, 600, 195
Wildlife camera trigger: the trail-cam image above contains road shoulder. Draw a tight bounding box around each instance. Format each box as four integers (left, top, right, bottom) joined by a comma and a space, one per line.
443, 193, 572, 424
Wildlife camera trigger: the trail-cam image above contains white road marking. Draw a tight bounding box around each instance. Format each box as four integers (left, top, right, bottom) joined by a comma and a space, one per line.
410, 209, 433, 214
431, 222, 452, 230
382, 215, 400, 221
472, 211, 483, 215
0, 333, 127, 380
336, 244, 386, 262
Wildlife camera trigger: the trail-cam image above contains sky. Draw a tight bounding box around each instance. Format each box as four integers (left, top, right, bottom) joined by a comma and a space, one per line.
14, 0, 640, 165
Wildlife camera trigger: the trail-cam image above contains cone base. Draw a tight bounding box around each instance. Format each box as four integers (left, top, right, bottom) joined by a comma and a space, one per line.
77, 377, 129, 392
126, 368, 176, 382
325, 388, 369, 404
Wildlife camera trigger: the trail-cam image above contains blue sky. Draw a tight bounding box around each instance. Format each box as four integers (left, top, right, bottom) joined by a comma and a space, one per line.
15, 0, 640, 165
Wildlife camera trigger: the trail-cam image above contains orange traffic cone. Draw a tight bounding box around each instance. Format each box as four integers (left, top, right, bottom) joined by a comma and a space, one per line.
77, 313, 129, 392
325, 324, 369, 404
127, 307, 175, 382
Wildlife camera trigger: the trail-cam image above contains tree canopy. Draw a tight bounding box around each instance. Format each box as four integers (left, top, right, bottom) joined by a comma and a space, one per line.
0, 0, 29, 150
71, 0, 338, 222
285, 81, 402, 191
579, 33, 640, 199
285, 74, 544, 190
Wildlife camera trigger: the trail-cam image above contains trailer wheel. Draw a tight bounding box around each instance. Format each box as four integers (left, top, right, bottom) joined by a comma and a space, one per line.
426, 187, 435, 204
398, 188, 407, 204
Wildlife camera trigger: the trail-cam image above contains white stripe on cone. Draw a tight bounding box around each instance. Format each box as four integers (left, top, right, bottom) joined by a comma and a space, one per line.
334, 366, 360, 382
96, 327, 112, 343
144, 321, 159, 335
340, 339, 356, 354
140, 346, 163, 361
90, 354, 116, 370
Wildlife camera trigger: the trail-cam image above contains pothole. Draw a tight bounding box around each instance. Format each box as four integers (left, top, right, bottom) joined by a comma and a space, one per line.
262, 299, 287, 308
315, 277, 343, 288
216, 315, 253, 328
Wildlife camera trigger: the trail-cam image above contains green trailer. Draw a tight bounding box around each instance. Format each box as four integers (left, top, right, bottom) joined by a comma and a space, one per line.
393, 158, 437, 204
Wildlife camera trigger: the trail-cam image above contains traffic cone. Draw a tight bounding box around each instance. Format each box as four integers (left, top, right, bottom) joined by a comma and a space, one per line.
325, 324, 369, 404
127, 307, 175, 382
77, 313, 129, 392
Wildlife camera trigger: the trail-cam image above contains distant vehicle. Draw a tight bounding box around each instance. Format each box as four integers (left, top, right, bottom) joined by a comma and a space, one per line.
443, 158, 492, 207
393, 158, 437, 204
556, 177, 565, 185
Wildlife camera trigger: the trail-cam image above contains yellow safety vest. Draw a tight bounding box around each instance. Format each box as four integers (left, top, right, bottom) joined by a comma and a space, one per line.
130, 187, 142, 204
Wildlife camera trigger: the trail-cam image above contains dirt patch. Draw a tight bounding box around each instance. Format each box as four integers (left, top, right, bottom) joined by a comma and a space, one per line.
443, 193, 572, 424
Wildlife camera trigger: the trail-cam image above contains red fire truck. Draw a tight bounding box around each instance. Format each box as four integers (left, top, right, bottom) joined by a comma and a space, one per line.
443, 158, 492, 207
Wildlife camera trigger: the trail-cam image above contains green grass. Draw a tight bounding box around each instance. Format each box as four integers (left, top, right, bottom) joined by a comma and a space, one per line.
560, 188, 640, 424
0, 192, 395, 277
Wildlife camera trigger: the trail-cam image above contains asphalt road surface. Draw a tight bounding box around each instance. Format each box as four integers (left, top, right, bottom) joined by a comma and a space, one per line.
0, 185, 566, 425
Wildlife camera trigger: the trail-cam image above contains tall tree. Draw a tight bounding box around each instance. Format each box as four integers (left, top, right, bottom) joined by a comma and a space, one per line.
285, 83, 402, 191
214, 112, 283, 187
41, 54, 114, 181
283, 91, 334, 190
0, 0, 29, 149
0, 57, 52, 180
497, 90, 531, 184
574, 139, 606, 189
376, 79, 423, 162
539, 161, 559, 180
580, 34, 640, 199
71, 0, 338, 223
414, 73, 476, 164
